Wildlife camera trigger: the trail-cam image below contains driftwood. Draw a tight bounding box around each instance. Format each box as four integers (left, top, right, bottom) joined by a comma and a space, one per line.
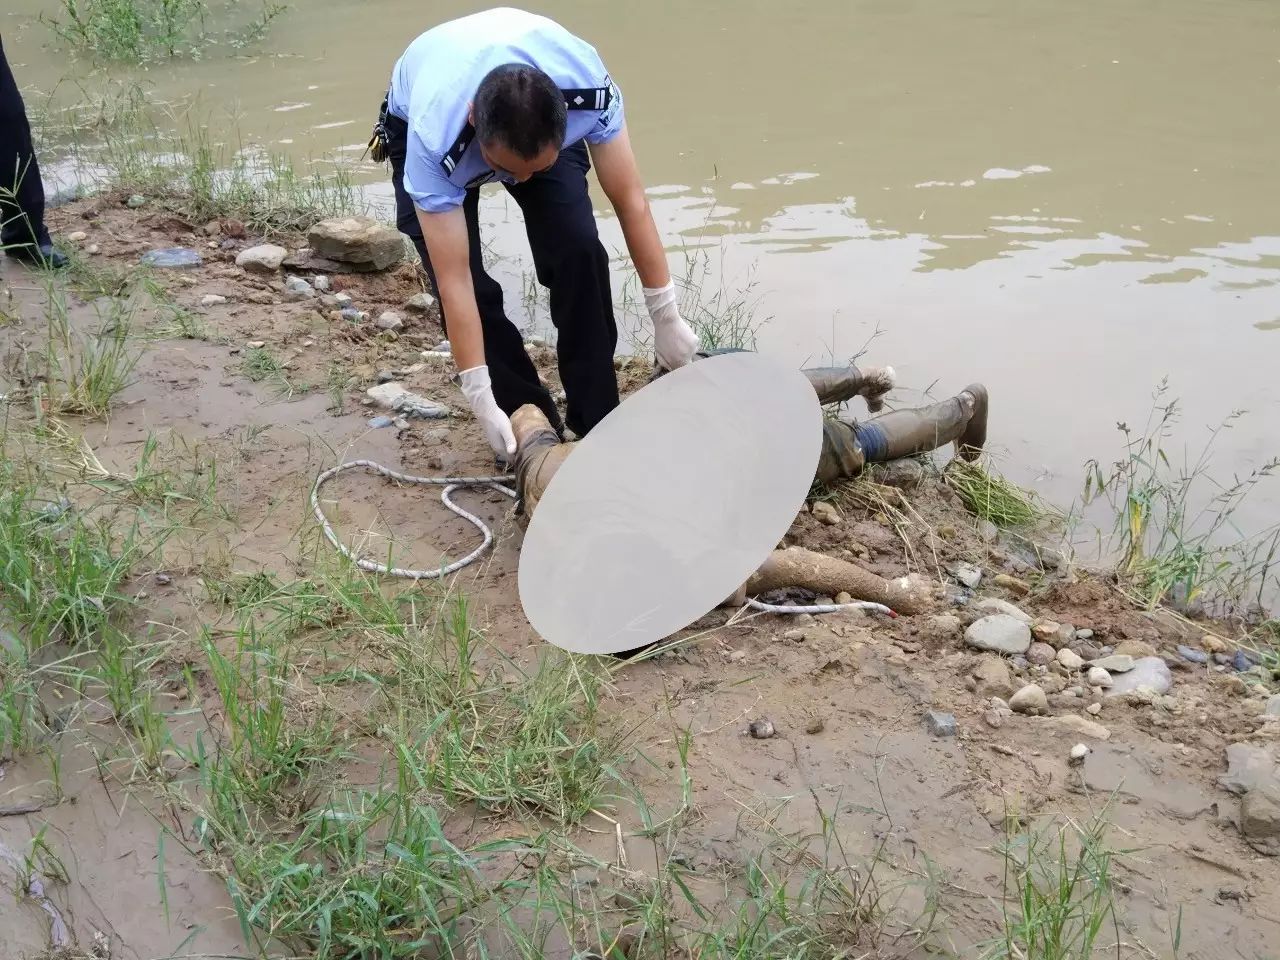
743, 546, 930, 615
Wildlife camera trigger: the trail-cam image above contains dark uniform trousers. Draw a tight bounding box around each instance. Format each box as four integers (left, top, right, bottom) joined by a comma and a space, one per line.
0, 34, 50, 251
384, 112, 619, 439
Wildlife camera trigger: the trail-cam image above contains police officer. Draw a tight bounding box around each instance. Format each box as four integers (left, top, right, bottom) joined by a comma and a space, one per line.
1, 32, 67, 270
375, 7, 699, 460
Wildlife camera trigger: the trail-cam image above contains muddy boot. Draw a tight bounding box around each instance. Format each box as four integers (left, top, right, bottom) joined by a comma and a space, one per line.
802, 364, 896, 411
511, 405, 571, 521
814, 418, 869, 484
856, 385, 989, 464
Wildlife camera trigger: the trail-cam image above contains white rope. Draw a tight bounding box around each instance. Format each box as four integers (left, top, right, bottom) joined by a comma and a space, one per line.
311, 460, 898, 617
310, 459, 517, 579
745, 598, 897, 618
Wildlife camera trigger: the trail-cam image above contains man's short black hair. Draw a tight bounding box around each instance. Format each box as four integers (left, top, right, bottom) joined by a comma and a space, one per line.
473, 63, 567, 159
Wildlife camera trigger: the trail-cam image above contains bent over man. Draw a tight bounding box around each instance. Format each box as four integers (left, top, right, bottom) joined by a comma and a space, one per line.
374, 7, 699, 459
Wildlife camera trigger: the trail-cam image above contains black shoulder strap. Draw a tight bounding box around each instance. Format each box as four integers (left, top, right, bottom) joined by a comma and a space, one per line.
561, 81, 613, 112
440, 122, 476, 175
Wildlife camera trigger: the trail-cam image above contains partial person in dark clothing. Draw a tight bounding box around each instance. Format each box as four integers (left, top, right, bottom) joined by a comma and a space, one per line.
1, 33, 67, 269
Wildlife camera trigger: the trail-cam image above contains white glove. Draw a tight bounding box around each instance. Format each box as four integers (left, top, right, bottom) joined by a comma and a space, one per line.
643, 281, 700, 371
458, 365, 516, 458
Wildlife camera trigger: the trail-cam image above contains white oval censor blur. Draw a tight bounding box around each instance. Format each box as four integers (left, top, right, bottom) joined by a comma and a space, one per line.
518, 351, 823, 655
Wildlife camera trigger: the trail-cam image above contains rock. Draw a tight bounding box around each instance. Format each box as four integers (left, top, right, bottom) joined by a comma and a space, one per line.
748, 718, 776, 740
1266, 696, 1280, 717
1027, 642, 1056, 666
368, 416, 395, 428
334, 291, 354, 307
924, 614, 962, 642
307, 216, 404, 270
405, 291, 437, 313
870, 459, 925, 489
978, 519, 1000, 543
1218, 744, 1277, 795
950, 562, 982, 589
1070, 743, 1090, 765
782, 629, 807, 642
983, 710, 1005, 730
1177, 644, 1209, 664
1032, 620, 1061, 641
993, 573, 1030, 596
1201, 634, 1229, 654
1106, 657, 1173, 698
811, 501, 842, 525
965, 615, 1032, 655
1057, 649, 1085, 671
86, 243, 101, 254
1086, 702, 1102, 715
365, 383, 451, 419
313, 275, 331, 292
1232, 650, 1252, 673
284, 275, 315, 295
1114, 639, 1158, 659
236, 243, 289, 273
376, 311, 404, 332
1075, 628, 1095, 640
141, 247, 202, 269
1240, 788, 1280, 856
1010, 684, 1048, 715
67, 230, 88, 242
1087, 667, 1113, 688
972, 598, 1032, 623
339, 307, 368, 323
1074, 640, 1105, 661
925, 711, 957, 737
430, 340, 452, 353
1089, 655, 1136, 674
126, 194, 147, 208
200, 294, 228, 307
834, 591, 854, 606
972, 657, 1014, 700
375, 369, 397, 384
805, 717, 825, 734
1047, 714, 1111, 740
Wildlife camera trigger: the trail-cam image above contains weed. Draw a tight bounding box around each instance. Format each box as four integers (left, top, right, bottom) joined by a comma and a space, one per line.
945, 458, 1054, 529
239, 345, 294, 396
46, 0, 287, 63
1083, 381, 1280, 613
40, 280, 141, 418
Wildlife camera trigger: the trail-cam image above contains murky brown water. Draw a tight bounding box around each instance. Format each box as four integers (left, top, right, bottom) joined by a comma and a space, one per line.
6, 0, 1280, 543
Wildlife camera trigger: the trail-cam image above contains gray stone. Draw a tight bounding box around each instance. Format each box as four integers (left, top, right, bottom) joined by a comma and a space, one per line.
972, 657, 1014, 700
339, 307, 367, 323
1010, 684, 1048, 715
1089, 654, 1136, 674
977, 519, 1000, 543
1106, 656, 1173, 698
925, 711, 957, 737
965, 615, 1032, 655
1219, 743, 1277, 795
1087, 667, 1113, 688
313, 275, 331, 292
236, 243, 289, 273
1075, 629, 1094, 640
141, 247, 202, 269
972, 597, 1032, 623
1027, 642, 1056, 666
811, 501, 843, 525
334, 291, 354, 306
1057, 649, 1085, 671
200, 294, 228, 307
1240, 788, 1280, 856
1177, 644, 1209, 664
925, 614, 963, 642
376, 311, 405, 332
126, 193, 147, 208
1086, 702, 1102, 715
870, 459, 925, 489
1044, 714, 1111, 741
307, 216, 404, 270
367, 416, 395, 428
405, 291, 437, 313
950, 562, 983, 589
1233, 650, 1252, 672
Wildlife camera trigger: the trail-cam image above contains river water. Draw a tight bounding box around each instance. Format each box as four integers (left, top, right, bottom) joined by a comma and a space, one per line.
5, 0, 1280, 554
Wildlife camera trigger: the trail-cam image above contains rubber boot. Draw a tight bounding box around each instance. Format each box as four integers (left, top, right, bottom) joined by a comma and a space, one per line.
511, 405, 571, 521
813, 384, 989, 483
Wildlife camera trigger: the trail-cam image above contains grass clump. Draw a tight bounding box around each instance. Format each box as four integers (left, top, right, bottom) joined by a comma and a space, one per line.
1083, 380, 1279, 614
944, 458, 1050, 529
39, 281, 141, 419
46, 0, 287, 63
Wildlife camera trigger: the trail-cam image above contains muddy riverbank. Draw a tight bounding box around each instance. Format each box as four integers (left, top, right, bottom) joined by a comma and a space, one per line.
0, 195, 1277, 958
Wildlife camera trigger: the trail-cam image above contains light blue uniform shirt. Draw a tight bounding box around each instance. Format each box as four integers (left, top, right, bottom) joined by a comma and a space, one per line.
387, 7, 626, 214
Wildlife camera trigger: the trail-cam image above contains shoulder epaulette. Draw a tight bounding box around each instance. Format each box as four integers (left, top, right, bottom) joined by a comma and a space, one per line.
440, 122, 476, 175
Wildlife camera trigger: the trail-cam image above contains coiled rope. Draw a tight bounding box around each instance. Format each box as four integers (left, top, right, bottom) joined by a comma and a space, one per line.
311, 459, 896, 616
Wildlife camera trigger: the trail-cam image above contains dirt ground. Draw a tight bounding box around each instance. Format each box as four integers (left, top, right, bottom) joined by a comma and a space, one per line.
1, 196, 1279, 959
